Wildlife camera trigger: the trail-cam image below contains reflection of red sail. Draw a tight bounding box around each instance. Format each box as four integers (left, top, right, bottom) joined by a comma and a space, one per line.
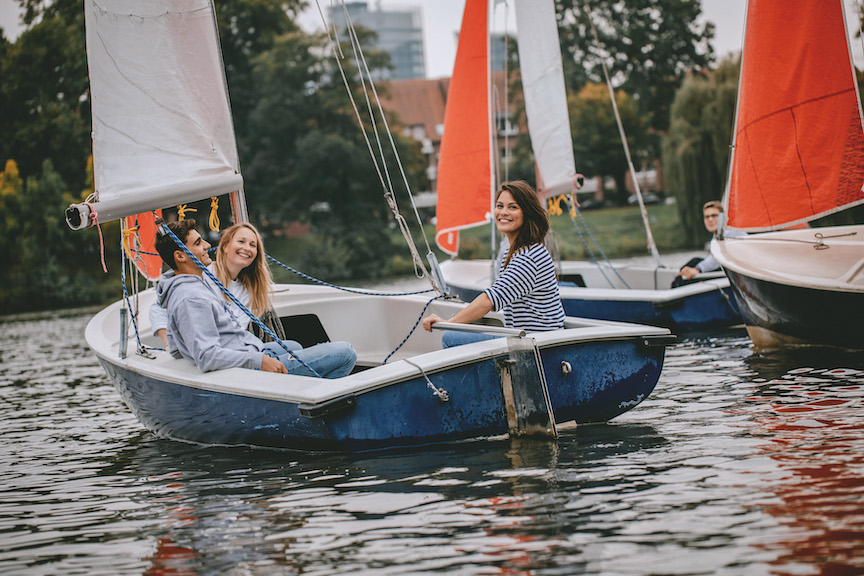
143, 537, 199, 576
744, 370, 864, 572
434, 0, 492, 256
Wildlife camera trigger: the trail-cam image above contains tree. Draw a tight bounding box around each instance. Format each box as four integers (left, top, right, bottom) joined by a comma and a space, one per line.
214, 0, 305, 150
0, 0, 89, 194
0, 159, 116, 313
556, 0, 715, 135
569, 83, 649, 205
242, 27, 426, 280
662, 56, 739, 246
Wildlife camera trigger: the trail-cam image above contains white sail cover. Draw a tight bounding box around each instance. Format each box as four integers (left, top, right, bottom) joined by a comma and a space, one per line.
514, 0, 577, 200
85, 0, 242, 221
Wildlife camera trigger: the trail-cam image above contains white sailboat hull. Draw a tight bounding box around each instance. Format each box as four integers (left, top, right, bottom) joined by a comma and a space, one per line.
710, 225, 864, 348
440, 259, 741, 333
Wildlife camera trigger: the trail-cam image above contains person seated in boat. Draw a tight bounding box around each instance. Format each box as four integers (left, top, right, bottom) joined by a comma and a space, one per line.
672, 200, 745, 287
151, 222, 285, 347
421, 180, 565, 346
152, 219, 356, 377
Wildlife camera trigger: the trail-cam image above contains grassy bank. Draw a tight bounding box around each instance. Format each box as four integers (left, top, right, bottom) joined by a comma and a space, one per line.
266, 202, 696, 284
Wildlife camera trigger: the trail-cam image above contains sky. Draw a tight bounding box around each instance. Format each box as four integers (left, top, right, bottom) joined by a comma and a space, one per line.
1, 0, 748, 78
2, 1, 860, 76
300, 0, 748, 78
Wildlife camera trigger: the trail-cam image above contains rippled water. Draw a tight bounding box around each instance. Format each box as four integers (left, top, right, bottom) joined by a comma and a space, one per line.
1, 310, 863, 575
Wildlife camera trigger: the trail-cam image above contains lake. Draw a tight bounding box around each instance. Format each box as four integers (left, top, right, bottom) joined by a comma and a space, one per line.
1, 308, 863, 575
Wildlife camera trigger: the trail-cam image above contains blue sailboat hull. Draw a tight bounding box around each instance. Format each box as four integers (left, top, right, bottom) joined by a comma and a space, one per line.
448, 283, 740, 334
99, 334, 669, 452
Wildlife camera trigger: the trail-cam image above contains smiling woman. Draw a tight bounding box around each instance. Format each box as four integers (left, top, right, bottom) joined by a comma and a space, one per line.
422, 180, 565, 346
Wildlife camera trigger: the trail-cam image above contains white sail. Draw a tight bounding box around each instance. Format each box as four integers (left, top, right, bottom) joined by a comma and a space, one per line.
514, 0, 577, 199
84, 0, 242, 222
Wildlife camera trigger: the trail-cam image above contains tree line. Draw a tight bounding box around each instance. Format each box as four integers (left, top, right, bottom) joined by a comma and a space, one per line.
1, 0, 745, 314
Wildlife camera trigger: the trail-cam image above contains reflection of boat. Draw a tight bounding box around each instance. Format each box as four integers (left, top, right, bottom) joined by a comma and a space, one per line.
710, 0, 864, 349
66, 0, 674, 451
739, 361, 864, 572
436, 0, 741, 333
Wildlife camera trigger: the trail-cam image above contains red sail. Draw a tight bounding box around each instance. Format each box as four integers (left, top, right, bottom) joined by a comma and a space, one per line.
434, 0, 491, 256
726, 0, 864, 230
123, 209, 164, 281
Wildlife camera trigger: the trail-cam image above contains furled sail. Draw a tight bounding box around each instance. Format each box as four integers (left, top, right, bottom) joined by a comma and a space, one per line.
514, 0, 577, 200
434, 0, 493, 256
725, 0, 864, 231
80, 0, 242, 224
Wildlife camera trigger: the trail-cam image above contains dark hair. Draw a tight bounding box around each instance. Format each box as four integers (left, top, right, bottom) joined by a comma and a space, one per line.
155, 219, 198, 270
497, 180, 549, 268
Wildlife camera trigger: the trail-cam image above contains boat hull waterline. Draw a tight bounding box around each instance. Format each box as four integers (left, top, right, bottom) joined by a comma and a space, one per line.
712, 226, 864, 348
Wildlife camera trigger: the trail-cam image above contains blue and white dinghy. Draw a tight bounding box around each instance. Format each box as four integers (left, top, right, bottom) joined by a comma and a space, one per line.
435, 0, 741, 334
66, 0, 674, 452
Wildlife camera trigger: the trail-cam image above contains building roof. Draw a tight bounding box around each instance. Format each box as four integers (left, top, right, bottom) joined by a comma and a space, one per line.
381, 72, 514, 146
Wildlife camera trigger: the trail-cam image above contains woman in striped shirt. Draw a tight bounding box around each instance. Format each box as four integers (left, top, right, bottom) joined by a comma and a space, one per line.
422, 180, 565, 346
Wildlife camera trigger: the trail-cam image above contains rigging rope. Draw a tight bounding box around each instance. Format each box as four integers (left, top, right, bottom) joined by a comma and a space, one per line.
176, 204, 196, 221
582, 0, 663, 267
561, 193, 632, 289
82, 198, 108, 273
314, 0, 444, 293
208, 197, 220, 232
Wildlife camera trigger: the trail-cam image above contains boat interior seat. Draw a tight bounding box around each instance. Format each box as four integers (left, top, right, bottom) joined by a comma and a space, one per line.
278, 313, 331, 347
559, 274, 586, 287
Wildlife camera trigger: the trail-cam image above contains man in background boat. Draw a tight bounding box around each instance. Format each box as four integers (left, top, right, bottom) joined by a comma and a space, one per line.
672, 201, 744, 287
153, 220, 356, 377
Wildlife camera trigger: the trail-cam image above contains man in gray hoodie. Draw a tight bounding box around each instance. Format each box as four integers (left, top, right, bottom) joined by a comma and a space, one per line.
154, 219, 355, 377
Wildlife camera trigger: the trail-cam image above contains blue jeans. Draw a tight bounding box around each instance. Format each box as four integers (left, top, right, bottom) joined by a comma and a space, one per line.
263, 340, 356, 378
442, 331, 499, 348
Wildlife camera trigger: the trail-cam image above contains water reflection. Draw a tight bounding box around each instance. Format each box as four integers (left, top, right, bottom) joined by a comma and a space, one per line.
737, 354, 864, 575
2, 312, 863, 575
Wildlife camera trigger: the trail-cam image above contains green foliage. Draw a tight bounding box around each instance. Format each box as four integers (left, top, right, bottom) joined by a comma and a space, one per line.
0, 159, 117, 314
0, 0, 89, 193
662, 56, 739, 246
214, 0, 305, 146
240, 24, 425, 275
569, 83, 649, 205
555, 0, 714, 135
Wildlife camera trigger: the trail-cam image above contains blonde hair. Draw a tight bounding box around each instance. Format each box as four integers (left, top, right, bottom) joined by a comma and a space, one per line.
213, 223, 273, 317
703, 200, 723, 213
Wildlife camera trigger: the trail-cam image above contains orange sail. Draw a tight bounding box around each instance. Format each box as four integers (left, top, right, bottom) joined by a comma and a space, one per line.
726, 0, 864, 231
434, 0, 492, 256
123, 210, 164, 281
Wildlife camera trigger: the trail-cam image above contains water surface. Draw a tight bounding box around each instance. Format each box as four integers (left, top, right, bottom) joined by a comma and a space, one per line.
1, 311, 862, 575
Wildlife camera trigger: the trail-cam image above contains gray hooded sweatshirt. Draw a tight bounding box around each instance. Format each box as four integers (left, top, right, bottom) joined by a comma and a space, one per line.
155, 271, 265, 372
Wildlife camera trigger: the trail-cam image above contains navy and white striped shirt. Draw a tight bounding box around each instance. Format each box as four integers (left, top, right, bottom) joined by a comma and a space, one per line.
484, 243, 565, 332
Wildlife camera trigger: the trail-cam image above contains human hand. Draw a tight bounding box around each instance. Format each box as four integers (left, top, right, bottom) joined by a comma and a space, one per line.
261, 355, 288, 374
680, 266, 700, 280
422, 313, 443, 332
